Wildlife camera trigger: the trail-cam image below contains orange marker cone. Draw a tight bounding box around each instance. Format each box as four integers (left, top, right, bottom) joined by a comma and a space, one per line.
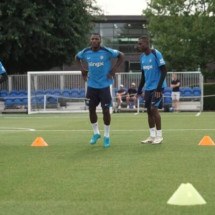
198, 136, 215, 146
31, 137, 48, 147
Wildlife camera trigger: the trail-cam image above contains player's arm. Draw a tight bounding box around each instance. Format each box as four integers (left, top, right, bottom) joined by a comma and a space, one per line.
171, 81, 180, 88
170, 82, 175, 88
0, 62, 7, 84
0, 73, 8, 84
75, 55, 88, 81
137, 70, 145, 95
176, 81, 180, 87
108, 52, 124, 78
134, 89, 138, 97
155, 65, 167, 97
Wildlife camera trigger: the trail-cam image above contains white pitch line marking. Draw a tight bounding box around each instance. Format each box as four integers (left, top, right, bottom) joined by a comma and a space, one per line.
1, 128, 215, 132
2, 128, 212, 132
195, 112, 201, 117
0, 127, 36, 132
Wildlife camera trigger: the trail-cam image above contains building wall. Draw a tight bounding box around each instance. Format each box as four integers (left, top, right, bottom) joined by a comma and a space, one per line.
67, 16, 148, 72
93, 16, 148, 72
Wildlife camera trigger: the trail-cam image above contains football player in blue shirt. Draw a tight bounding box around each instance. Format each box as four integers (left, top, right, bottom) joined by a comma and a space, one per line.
75, 33, 124, 148
137, 36, 167, 144
0, 61, 8, 84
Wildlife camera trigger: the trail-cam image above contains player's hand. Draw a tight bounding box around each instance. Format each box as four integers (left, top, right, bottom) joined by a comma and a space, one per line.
155, 91, 162, 98
137, 90, 143, 97
81, 70, 88, 81
107, 71, 115, 79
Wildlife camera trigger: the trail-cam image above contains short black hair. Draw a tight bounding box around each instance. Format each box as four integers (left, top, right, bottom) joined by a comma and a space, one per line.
139, 35, 149, 41
139, 35, 151, 45
91, 32, 101, 39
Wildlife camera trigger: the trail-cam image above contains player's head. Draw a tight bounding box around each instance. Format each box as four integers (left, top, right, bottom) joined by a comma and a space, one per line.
90, 33, 101, 50
131, 82, 136, 88
172, 72, 177, 80
137, 36, 150, 52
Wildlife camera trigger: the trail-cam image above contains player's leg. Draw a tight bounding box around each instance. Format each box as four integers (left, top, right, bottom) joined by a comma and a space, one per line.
171, 92, 176, 110
117, 94, 122, 109
126, 95, 130, 109
141, 90, 163, 144
151, 91, 164, 144
100, 86, 112, 148
175, 92, 180, 112
151, 107, 161, 129
87, 87, 101, 144
141, 90, 156, 143
133, 96, 137, 108
102, 108, 110, 125
151, 108, 163, 144
102, 108, 111, 148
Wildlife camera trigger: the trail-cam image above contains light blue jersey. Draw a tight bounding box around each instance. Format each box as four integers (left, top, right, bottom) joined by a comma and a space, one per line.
140, 49, 167, 90
0, 61, 6, 75
76, 47, 120, 89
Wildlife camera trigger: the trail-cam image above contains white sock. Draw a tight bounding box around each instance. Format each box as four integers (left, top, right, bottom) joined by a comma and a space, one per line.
92, 122, 100, 135
150, 127, 156, 138
157, 130, 162, 137
104, 124, 110, 138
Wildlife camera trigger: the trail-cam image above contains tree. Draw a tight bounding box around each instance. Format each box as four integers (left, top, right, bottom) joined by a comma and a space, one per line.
0, 0, 100, 74
143, 0, 215, 73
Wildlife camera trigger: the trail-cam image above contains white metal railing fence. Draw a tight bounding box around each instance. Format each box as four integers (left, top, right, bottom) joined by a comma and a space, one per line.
113, 71, 203, 111
0, 71, 203, 112
114, 71, 203, 89
0, 71, 203, 92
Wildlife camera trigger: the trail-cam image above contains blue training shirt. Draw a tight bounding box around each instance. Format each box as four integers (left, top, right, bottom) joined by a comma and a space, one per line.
140, 49, 167, 91
76, 46, 120, 89
0, 61, 6, 75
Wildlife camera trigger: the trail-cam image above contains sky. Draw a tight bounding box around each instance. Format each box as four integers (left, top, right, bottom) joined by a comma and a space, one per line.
95, 0, 147, 15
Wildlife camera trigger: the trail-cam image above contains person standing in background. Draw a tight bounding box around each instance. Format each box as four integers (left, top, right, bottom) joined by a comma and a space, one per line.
170, 73, 180, 112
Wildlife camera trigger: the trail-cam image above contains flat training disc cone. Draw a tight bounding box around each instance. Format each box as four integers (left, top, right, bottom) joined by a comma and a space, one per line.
167, 183, 206, 206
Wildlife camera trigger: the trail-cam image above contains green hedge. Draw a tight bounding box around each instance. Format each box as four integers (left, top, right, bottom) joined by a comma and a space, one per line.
204, 83, 215, 110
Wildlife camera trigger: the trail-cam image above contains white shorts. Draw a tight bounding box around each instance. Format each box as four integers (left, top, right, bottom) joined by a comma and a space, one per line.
171, 92, 180, 101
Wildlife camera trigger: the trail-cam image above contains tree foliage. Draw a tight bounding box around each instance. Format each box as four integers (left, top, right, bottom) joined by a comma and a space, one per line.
0, 0, 100, 74
144, 0, 215, 72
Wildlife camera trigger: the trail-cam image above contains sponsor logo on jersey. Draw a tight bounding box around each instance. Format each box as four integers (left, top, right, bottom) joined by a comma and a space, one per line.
142, 65, 153, 70
89, 62, 104, 67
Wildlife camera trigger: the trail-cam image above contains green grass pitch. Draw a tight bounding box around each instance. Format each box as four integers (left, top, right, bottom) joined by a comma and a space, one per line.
0, 112, 215, 215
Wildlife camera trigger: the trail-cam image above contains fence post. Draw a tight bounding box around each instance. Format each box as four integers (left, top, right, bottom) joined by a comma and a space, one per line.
8, 76, 12, 92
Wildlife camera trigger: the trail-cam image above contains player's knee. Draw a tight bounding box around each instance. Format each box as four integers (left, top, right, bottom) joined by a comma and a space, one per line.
89, 106, 96, 113
147, 108, 152, 115
102, 107, 110, 114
